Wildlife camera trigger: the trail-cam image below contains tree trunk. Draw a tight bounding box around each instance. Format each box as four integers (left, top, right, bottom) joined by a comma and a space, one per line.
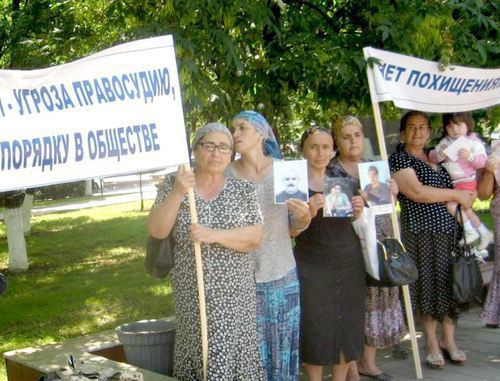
21, 192, 34, 235
4, 207, 28, 272
85, 179, 93, 196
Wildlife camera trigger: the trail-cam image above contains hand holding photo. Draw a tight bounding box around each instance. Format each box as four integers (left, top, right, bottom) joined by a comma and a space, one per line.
273, 160, 309, 204
323, 177, 353, 217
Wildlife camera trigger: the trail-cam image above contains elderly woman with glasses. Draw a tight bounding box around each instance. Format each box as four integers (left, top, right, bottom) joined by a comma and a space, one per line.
148, 122, 265, 380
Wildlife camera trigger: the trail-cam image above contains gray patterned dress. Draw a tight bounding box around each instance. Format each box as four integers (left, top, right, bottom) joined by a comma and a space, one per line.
153, 176, 264, 381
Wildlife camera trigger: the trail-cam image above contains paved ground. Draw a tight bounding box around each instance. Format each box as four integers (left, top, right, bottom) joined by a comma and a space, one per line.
0, 175, 159, 220
297, 305, 500, 381
32, 176, 158, 216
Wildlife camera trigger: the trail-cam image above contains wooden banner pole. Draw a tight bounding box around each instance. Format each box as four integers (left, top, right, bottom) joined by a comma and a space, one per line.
184, 163, 208, 381
365, 67, 423, 379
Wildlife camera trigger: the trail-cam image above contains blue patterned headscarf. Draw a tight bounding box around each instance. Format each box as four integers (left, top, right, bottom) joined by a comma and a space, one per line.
232, 110, 282, 159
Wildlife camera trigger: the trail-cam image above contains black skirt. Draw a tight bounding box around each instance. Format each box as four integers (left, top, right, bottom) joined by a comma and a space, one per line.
295, 213, 365, 365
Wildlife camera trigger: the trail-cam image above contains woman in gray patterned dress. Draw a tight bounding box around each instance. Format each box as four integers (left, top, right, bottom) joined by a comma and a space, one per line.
148, 123, 265, 380
478, 155, 500, 328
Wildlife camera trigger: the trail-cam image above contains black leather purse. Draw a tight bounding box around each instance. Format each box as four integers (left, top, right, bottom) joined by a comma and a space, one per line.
145, 234, 175, 279
366, 237, 419, 287
451, 206, 483, 304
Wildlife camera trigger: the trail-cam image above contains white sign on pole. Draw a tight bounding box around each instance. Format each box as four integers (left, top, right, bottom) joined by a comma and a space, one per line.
363, 47, 500, 113
0, 35, 190, 192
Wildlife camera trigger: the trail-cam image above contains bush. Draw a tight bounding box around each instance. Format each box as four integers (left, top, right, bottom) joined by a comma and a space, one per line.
34, 181, 87, 201
0, 191, 25, 208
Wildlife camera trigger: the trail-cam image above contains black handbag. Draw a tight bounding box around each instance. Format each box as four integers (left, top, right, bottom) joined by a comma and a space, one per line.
366, 237, 419, 287
145, 234, 175, 279
451, 206, 483, 304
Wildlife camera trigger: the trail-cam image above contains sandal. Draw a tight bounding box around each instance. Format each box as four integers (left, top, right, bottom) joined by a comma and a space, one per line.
425, 353, 444, 369
440, 346, 466, 365
358, 371, 394, 381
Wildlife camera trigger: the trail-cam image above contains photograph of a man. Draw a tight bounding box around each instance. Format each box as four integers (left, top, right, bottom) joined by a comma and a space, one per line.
358, 160, 393, 215
274, 160, 308, 204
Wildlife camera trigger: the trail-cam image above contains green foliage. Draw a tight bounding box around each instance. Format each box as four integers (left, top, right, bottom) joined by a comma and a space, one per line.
0, 0, 498, 149
0, 190, 24, 208
33, 181, 87, 202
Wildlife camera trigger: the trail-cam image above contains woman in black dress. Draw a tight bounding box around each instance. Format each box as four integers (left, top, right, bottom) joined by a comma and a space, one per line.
389, 111, 475, 369
294, 126, 365, 381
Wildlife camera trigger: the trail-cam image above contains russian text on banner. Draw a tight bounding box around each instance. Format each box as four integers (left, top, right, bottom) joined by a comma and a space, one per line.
0, 35, 189, 192
363, 47, 500, 113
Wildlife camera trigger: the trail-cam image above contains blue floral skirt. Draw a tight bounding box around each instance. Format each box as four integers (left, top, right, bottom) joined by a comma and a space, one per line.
256, 269, 300, 381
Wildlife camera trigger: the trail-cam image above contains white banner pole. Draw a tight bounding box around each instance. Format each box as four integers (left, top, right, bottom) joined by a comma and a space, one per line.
365, 65, 423, 379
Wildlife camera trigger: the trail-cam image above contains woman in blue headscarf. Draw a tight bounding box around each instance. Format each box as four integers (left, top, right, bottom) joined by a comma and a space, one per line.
228, 110, 311, 381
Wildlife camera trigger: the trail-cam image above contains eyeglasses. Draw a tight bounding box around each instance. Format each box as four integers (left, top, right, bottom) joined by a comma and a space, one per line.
197, 142, 232, 154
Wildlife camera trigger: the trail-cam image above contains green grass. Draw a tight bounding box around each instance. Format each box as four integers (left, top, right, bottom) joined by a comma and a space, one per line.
0, 200, 174, 381
474, 198, 493, 230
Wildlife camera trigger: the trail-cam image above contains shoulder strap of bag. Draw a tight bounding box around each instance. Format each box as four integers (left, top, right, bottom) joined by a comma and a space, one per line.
453, 205, 465, 248
453, 205, 475, 259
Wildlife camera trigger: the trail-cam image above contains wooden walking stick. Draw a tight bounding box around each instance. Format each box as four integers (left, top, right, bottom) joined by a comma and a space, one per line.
184, 163, 209, 381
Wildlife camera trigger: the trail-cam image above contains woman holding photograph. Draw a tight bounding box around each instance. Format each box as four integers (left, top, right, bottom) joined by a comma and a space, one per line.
327, 116, 407, 381
228, 110, 311, 381
294, 125, 365, 381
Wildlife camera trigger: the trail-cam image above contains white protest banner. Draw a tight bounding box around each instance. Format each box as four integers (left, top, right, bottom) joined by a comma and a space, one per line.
0, 35, 190, 192
363, 47, 500, 113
